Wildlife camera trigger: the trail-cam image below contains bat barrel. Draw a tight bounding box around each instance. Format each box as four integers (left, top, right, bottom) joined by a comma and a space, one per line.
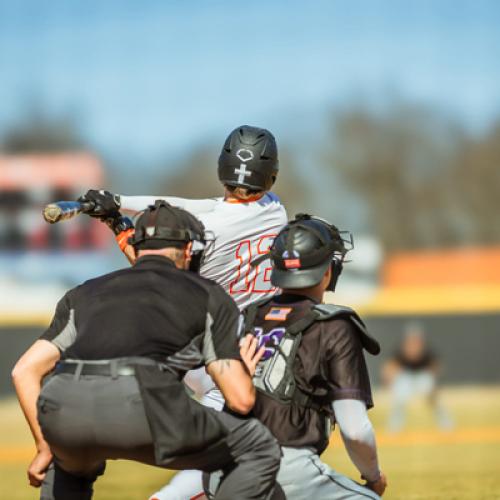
42, 201, 94, 224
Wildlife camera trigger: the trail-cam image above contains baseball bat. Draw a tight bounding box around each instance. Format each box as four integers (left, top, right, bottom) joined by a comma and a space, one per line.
42, 200, 96, 224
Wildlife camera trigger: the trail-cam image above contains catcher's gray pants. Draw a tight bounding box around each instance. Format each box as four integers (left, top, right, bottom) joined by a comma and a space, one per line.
37, 372, 281, 500
278, 447, 380, 499
205, 446, 380, 499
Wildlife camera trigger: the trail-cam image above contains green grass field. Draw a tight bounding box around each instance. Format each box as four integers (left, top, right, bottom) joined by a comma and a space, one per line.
1, 386, 499, 499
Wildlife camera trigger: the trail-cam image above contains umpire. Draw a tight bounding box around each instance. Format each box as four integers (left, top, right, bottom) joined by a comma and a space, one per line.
12, 200, 282, 500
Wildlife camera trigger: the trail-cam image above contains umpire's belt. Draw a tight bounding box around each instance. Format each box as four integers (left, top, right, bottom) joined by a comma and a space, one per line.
55, 357, 162, 378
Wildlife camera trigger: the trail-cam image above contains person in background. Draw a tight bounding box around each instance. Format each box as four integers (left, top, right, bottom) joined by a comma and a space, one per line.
382, 321, 453, 432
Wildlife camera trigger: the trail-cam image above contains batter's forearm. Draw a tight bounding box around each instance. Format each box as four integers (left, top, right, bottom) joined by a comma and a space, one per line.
114, 227, 137, 264
119, 195, 165, 212
119, 195, 219, 214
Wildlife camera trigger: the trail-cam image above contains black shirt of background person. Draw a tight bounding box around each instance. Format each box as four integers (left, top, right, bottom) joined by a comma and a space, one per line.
393, 348, 437, 372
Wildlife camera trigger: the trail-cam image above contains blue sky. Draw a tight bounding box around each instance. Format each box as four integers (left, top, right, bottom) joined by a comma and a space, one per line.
0, 0, 499, 169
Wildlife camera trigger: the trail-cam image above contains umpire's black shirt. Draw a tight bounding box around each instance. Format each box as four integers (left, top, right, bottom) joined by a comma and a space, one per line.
41, 255, 242, 369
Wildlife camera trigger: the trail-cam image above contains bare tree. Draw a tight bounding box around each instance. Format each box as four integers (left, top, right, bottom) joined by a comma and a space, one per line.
453, 122, 500, 245
1, 106, 85, 153
322, 100, 497, 251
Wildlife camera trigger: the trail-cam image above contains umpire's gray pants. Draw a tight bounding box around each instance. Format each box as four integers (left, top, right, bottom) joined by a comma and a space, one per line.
278, 447, 380, 500
37, 373, 281, 500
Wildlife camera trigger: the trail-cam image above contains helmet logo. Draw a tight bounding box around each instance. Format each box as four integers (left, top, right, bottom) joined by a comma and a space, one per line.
234, 163, 252, 184
282, 250, 301, 269
146, 226, 155, 236
236, 148, 254, 162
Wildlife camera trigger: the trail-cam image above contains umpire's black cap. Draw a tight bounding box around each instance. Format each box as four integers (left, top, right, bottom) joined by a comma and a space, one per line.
129, 200, 205, 250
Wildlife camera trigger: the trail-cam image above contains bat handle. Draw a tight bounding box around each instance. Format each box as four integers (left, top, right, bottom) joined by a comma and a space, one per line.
80, 200, 96, 213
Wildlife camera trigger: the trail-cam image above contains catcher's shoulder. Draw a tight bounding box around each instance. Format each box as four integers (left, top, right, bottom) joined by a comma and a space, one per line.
313, 303, 359, 321
313, 303, 380, 355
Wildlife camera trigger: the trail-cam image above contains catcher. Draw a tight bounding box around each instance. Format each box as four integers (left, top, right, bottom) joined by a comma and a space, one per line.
206, 214, 388, 499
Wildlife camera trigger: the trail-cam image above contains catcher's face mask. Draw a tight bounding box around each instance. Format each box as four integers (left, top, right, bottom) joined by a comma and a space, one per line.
253, 213, 353, 291
302, 215, 353, 292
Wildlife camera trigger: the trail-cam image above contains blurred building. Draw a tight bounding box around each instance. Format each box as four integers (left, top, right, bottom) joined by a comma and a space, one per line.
0, 153, 108, 251
0, 153, 118, 323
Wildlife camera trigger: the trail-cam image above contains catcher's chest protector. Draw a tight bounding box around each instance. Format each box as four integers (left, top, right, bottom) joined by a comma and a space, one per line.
252, 310, 316, 405
247, 302, 380, 408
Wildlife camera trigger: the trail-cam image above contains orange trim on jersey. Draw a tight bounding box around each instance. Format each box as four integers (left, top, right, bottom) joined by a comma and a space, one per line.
224, 193, 265, 204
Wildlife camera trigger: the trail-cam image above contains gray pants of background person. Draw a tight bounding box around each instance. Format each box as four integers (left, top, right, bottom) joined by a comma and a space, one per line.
37, 372, 282, 500
205, 446, 380, 500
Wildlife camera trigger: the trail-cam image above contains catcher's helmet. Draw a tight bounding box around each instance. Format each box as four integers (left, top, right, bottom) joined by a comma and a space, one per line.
128, 200, 207, 272
268, 214, 353, 291
218, 125, 278, 191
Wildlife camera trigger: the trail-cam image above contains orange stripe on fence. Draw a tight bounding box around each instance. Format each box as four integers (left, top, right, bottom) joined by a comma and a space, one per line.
383, 247, 500, 287
0, 446, 33, 462
2, 427, 500, 464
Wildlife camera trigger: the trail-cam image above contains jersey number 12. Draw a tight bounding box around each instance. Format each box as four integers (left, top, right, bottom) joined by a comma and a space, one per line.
229, 234, 277, 295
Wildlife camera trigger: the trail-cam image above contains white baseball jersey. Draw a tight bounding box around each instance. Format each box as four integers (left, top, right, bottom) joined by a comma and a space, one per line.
120, 192, 288, 310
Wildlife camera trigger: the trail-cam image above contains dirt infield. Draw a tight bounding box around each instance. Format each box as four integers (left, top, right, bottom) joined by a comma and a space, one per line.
1, 386, 499, 499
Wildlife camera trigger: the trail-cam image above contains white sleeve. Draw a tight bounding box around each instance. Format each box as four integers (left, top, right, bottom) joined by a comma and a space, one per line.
119, 195, 219, 215
183, 367, 215, 397
332, 399, 381, 482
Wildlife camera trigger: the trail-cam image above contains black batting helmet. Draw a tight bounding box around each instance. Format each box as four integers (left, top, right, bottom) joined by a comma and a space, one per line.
218, 125, 278, 191
128, 200, 207, 272
268, 214, 353, 291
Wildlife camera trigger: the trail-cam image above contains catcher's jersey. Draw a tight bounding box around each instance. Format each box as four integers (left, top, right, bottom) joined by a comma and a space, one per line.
120, 192, 288, 309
